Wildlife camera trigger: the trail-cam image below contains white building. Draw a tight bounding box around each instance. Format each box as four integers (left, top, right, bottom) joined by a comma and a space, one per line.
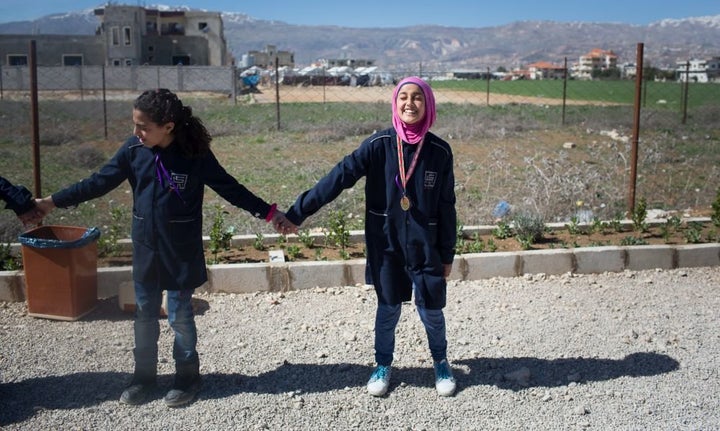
676, 57, 720, 83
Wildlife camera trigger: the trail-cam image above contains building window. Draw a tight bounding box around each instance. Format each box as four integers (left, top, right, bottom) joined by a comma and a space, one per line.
199, 22, 209, 32
63, 55, 83, 66
112, 27, 120, 45
8, 55, 28, 66
123, 27, 132, 46
172, 55, 190, 66
112, 59, 121, 66
125, 59, 133, 66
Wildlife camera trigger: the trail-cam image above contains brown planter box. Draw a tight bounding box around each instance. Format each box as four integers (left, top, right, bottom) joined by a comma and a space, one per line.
19, 225, 100, 321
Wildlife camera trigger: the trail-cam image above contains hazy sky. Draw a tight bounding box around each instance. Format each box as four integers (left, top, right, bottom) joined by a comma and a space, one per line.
0, 0, 718, 27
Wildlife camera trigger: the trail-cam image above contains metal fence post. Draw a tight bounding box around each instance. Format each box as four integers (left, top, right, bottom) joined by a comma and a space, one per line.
681, 62, 689, 125
275, 57, 281, 130
562, 57, 568, 125
486, 67, 490, 106
627, 43, 644, 216
29, 40, 42, 200
102, 65, 108, 140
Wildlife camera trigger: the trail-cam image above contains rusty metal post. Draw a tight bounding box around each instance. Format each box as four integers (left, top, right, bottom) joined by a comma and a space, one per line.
102, 65, 108, 140
681, 61, 689, 125
561, 57, 568, 125
486, 67, 490, 106
275, 57, 280, 130
627, 43, 644, 216
29, 40, 42, 200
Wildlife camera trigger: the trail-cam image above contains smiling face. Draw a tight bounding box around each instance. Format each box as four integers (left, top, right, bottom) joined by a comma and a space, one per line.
132, 108, 174, 149
395, 83, 426, 125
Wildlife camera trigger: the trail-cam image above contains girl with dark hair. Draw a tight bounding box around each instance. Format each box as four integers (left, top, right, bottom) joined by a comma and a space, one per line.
35, 88, 292, 407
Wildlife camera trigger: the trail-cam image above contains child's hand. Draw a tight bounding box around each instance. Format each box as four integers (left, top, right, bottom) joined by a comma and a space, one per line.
18, 206, 44, 228
272, 211, 298, 235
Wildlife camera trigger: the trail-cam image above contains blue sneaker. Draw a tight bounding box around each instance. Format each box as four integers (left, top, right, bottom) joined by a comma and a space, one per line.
367, 365, 391, 396
434, 359, 456, 396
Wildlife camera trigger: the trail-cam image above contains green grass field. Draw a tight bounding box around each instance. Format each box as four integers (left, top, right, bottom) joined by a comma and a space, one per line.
431, 79, 719, 108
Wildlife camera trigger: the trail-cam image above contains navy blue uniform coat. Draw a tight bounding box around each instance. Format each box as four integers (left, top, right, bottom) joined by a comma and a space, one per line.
52, 137, 272, 290
286, 128, 456, 309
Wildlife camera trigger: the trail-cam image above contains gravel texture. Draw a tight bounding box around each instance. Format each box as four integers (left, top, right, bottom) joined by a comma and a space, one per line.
1, 266, 719, 430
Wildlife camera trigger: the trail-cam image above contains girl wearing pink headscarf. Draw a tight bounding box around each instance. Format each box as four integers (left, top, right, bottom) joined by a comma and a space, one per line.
285, 76, 457, 397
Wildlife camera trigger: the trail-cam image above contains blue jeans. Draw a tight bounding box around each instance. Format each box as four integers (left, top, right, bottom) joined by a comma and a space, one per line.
133, 281, 198, 370
373, 286, 448, 366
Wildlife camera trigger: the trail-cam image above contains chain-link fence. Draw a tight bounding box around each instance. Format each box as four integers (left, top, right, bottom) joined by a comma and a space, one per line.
0, 44, 718, 242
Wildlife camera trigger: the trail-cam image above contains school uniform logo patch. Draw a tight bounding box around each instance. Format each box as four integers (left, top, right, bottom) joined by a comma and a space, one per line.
170, 173, 188, 190
424, 171, 437, 189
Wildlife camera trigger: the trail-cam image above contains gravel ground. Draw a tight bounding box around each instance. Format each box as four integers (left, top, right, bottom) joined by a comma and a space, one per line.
1, 266, 719, 430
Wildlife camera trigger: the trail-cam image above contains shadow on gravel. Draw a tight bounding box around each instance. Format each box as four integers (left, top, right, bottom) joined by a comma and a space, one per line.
454, 352, 680, 393
0, 352, 679, 425
0, 371, 128, 426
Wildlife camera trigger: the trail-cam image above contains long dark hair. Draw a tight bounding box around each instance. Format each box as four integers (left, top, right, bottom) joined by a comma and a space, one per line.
133, 89, 211, 157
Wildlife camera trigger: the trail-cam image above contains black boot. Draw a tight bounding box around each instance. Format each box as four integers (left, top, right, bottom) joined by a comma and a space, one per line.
120, 366, 157, 405
163, 360, 201, 407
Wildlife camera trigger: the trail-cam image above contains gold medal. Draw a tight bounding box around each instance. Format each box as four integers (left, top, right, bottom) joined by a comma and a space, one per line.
396, 136, 424, 213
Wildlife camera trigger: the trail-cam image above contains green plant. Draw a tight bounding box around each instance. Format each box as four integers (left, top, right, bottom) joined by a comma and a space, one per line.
486, 238, 497, 252
620, 236, 648, 246
516, 234, 534, 250
326, 209, 351, 251
0, 243, 22, 270
208, 206, 235, 254
461, 232, 485, 253
513, 211, 545, 243
667, 215, 682, 231
706, 228, 718, 242
609, 215, 624, 233
492, 220, 512, 239
684, 222, 703, 244
253, 233, 266, 251
712, 188, 720, 227
297, 229, 315, 249
660, 224, 672, 243
566, 216, 582, 235
590, 217, 609, 234
631, 197, 649, 233
97, 205, 127, 257
286, 244, 301, 261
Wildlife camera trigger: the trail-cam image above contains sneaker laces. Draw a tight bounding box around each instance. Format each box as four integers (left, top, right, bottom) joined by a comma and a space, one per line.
435, 360, 453, 380
371, 365, 390, 381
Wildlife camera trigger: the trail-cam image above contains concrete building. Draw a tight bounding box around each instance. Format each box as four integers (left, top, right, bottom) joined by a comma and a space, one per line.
0, 5, 229, 67
527, 61, 566, 80
571, 48, 618, 80
239, 45, 294, 69
676, 57, 720, 83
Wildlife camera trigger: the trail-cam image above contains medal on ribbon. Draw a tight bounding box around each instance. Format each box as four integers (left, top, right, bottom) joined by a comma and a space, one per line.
396, 135, 424, 212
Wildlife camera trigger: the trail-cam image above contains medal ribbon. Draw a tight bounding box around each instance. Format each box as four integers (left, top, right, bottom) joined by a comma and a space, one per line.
395, 135, 424, 196
155, 153, 186, 204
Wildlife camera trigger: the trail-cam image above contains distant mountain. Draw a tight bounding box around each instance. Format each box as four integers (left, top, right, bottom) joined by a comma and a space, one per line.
2, 9, 719, 70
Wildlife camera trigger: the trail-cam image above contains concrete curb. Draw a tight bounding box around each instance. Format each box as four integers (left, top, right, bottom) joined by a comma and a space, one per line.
1, 243, 718, 305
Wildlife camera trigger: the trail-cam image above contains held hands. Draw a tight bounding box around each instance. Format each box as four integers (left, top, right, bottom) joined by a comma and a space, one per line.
33, 197, 56, 220
271, 210, 298, 235
17, 206, 44, 228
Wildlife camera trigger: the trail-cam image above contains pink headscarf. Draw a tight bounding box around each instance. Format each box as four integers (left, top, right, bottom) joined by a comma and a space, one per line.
391, 76, 436, 144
